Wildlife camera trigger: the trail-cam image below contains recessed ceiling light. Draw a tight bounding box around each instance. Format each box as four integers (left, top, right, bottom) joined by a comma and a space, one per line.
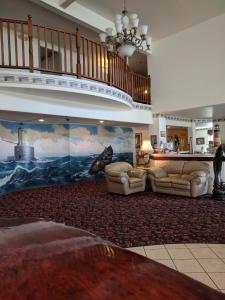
38, 118, 45, 122
99, 120, 104, 124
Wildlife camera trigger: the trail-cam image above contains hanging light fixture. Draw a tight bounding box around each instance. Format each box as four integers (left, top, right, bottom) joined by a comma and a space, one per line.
99, 0, 152, 58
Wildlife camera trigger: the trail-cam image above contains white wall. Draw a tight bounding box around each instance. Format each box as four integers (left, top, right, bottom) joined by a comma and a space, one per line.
149, 13, 225, 114
213, 121, 225, 144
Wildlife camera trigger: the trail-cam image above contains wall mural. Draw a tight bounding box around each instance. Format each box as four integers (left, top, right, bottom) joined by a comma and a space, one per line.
0, 120, 133, 196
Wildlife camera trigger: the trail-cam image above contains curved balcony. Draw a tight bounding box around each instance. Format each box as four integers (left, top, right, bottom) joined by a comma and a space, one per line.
0, 16, 151, 105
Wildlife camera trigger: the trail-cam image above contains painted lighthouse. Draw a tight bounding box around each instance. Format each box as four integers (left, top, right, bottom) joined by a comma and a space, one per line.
14, 127, 35, 161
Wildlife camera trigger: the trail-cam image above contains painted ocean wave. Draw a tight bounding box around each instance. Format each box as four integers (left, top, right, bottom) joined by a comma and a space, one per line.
0, 153, 133, 196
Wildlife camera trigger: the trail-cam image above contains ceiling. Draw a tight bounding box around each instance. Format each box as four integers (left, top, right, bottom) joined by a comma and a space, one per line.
166, 103, 225, 120
77, 0, 225, 40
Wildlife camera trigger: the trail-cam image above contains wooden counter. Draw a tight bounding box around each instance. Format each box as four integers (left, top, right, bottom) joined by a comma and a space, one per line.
0, 219, 223, 300
151, 153, 214, 161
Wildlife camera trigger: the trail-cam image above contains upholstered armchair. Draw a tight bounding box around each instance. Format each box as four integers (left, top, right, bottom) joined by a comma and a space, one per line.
105, 162, 147, 195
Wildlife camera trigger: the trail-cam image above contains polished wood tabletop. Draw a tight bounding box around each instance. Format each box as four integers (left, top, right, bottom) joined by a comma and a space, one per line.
0, 218, 223, 300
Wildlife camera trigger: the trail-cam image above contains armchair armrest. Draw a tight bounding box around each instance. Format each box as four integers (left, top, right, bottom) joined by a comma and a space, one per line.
148, 167, 167, 178
189, 170, 207, 180
106, 170, 129, 184
128, 168, 146, 179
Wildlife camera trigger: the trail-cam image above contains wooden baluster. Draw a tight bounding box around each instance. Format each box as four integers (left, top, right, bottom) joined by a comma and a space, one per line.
91, 42, 94, 78
57, 31, 61, 72
69, 33, 73, 74
82, 38, 85, 76
51, 30, 55, 71
148, 75, 151, 104
124, 59, 128, 92
0, 20, 4, 66
14, 22, 18, 67
76, 28, 81, 78
44, 26, 48, 70
63, 32, 67, 73
96, 43, 98, 79
21, 23, 25, 67
7, 21, 11, 66
107, 52, 111, 85
36, 26, 40, 68
87, 39, 90, 77
104, 48, 106, 82
131, 72, 134, 99
27, 15, 33, 72
100, 45, 102, 81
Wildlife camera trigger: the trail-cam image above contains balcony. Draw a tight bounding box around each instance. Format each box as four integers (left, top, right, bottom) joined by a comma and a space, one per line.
0, 16, 151, 106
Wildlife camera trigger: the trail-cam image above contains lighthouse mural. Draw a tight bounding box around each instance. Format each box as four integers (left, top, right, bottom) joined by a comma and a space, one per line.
0, 120, 133, 196
14, 128, 35, 161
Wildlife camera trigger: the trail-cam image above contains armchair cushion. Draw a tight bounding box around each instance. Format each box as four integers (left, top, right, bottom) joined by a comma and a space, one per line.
128, 177, 143, 188
128, 169, 146, 179
148, 167, 167, 178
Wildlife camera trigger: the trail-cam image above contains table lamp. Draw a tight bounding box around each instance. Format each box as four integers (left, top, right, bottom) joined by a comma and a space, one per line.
141, 140, 153, 166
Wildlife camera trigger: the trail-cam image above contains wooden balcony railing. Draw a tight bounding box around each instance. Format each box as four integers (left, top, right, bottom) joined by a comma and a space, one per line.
0, 16, 151, 105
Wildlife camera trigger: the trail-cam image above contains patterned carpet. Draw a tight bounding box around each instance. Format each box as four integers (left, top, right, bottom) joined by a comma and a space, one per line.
0, 180, 225, 248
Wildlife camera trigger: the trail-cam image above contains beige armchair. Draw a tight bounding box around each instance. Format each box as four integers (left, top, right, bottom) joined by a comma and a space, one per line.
148, 161, 210, 197
105, 162, 147, 195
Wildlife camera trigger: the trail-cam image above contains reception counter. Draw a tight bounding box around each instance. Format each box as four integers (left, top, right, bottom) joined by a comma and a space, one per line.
150, 153, 219, 194
151, 153, 214, 161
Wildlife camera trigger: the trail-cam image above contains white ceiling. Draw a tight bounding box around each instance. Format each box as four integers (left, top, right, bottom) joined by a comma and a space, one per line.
77, 0, 225, 40
166, 103, 225, 120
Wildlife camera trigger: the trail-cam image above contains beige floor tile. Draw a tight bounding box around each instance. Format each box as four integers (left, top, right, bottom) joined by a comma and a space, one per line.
144, 245, 165, 250
210, 247, 225, 259
198, 259, 225, 273
190, 247, 217, 259
208, 273, 225, 289
145, 248, 170, 260
184, 273, 217, 289
155, 259, 176, 270
128, 247, 146, 257
173, 259, 204, 273
185, 243, 208, 249
168, 248, 194, 259
165, 244, 187, 249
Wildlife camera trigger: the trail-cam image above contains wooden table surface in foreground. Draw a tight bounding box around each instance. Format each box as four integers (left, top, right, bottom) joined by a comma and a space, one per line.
0, 218, 223, 300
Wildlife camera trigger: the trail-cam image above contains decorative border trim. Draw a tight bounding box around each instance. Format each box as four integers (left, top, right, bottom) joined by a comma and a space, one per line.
0, 70, 151, 112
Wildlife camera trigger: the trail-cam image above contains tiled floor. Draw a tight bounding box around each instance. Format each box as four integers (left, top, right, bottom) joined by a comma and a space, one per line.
127, 243, 225, 294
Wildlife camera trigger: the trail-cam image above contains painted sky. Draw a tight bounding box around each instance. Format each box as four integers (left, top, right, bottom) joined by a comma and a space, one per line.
0, 121, 134, 160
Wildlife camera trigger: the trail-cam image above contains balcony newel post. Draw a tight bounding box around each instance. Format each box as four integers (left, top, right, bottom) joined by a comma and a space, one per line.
76, 27, 81, 79
27, 14, 33, 73
148, 74, 151, 104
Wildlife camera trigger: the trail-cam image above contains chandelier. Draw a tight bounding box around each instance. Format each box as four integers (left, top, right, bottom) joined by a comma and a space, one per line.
99, 0, 152, 58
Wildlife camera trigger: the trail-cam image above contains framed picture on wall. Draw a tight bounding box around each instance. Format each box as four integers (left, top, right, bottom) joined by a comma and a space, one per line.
150, 135, 157, 147
196, 137, 205, 145
135, 133, 142, 149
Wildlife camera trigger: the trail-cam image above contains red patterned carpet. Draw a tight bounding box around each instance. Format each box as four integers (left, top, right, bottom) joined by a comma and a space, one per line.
0, 180, 225, 248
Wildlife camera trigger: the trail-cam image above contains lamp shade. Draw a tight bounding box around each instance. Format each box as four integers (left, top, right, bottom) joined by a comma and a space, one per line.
99, 32, 107, 43
115, 22, 123, 33
141, 140, 153, 153
139, 25, 148, 36
118, 44, 136, 57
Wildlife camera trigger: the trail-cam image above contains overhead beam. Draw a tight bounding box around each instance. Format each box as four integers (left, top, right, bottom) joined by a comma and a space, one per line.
59, 0, 76, 9
30, 0, 115, 33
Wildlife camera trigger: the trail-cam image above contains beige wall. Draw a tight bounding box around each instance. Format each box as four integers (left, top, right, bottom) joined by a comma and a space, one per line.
149, 13, 225, 114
